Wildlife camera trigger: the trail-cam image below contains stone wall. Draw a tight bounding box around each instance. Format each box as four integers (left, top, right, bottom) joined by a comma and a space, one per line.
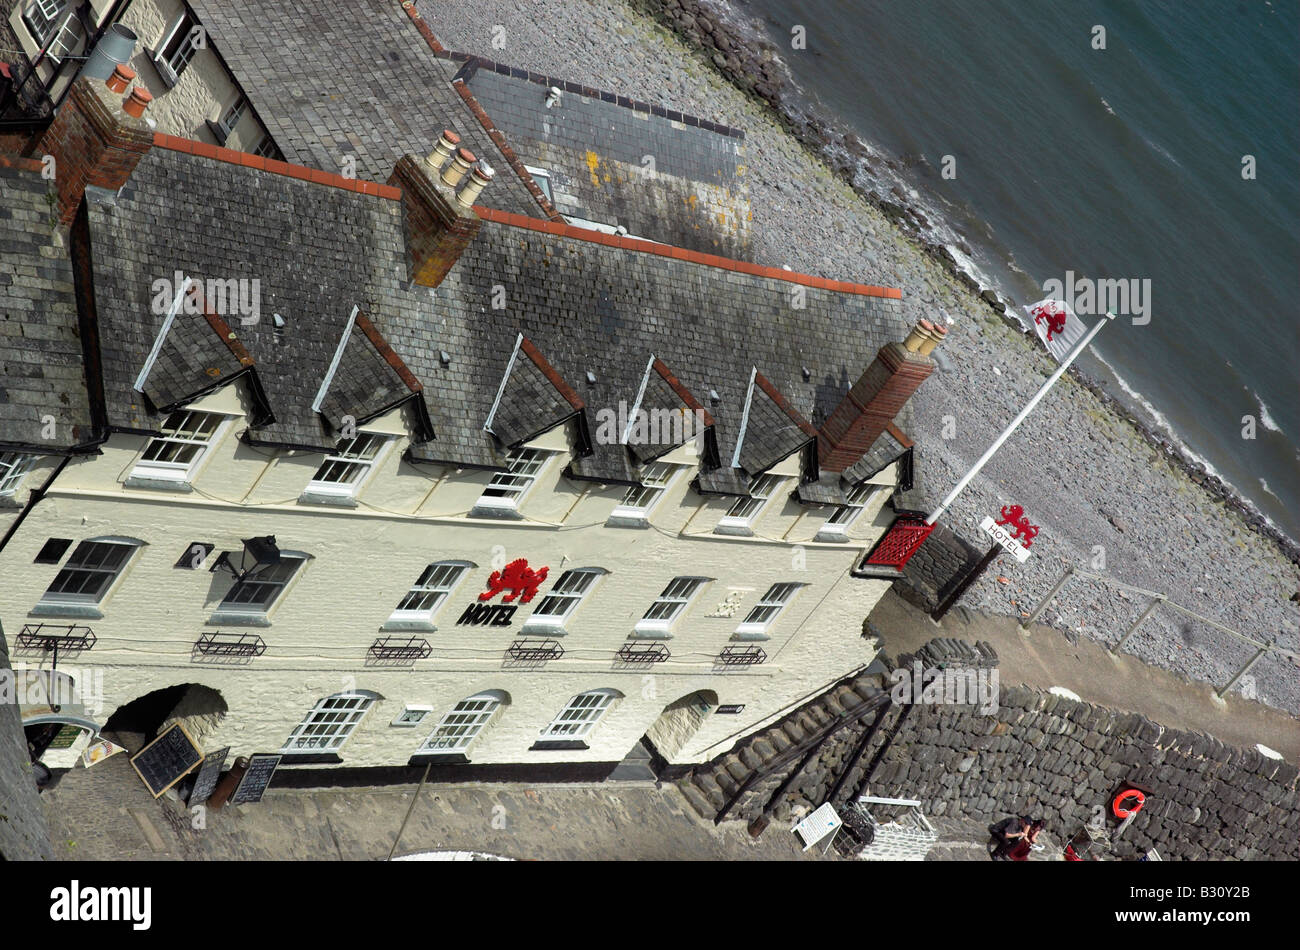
891, 522, 984, 613
0, 631, 55, 860
678, 641, 1300, 860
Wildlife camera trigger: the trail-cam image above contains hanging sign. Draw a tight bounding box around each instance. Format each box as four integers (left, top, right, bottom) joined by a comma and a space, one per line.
980, 505, 1038, 563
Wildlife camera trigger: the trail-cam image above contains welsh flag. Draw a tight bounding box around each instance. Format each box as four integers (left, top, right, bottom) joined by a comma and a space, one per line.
1024, 298, 1088, 363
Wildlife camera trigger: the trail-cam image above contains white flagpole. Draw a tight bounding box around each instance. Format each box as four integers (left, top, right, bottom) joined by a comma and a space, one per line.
925, 310, 1116, 526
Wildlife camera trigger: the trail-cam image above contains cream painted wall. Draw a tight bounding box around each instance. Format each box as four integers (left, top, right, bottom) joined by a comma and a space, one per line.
0, 379, 894, 769
8, 0, 269, 150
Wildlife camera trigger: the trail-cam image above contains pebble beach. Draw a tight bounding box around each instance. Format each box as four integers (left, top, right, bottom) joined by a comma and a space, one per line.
420, 0, 1300, 715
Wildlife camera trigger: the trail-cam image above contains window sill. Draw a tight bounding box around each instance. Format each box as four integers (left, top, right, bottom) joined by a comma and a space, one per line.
149, 52, 180, 89
124, 474, 194, 493
408, 753, 471, 766
468, 503, 523, 520
205, 118, 231, 146
207, 611, 272, 628
30, 603, 104, 620
380, 618, 438, 634
813, 529, 849, 544
731, 629, 771, 642
605, 513, 651, 529
529, 740, 589, 752
276, 753, 342, 766
297, 490, 359, 508
0, 495, 21, 510
713, 521, 754, 537
520, 621, 567, 637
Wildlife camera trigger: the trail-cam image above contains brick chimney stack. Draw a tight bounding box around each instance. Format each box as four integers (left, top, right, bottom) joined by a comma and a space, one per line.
388, 130, 493, 288
818, 319, 946, 473
37, 67, 154, 227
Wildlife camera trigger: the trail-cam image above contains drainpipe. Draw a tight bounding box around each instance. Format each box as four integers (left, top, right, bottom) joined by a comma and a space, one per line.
0, 455, 72, 557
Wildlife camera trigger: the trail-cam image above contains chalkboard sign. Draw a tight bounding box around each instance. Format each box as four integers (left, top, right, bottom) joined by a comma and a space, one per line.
129, 723, 203, 799
716, 704, 746, 715
230, 753, 281, 805
187, 745, 230, 807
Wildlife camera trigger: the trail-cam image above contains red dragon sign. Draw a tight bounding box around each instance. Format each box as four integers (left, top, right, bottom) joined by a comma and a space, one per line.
995, 504, 1039, 547
1031, 302, 1068, 343
479, 559, 549, 604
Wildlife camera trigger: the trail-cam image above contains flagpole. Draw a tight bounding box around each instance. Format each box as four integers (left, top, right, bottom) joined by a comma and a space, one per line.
925, 310, 1115, 526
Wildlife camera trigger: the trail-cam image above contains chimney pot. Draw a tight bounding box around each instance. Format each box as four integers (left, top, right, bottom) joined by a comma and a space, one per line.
439, 147, 477, 188
918, 322, 947, 357
122, 86, 152, 118
902, 321, 929, 353
455, 161, 494, 209
423, 129, 461, 175
106, 64, 135, 94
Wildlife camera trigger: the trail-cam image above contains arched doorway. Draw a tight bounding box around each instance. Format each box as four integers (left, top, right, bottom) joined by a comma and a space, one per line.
101, 683, 228, 753
645, 690, 719, 762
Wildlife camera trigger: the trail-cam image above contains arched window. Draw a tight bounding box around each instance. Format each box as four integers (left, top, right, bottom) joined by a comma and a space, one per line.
541, 688, 622, 740
282, 690, 380, 754
418, 690, 507, 754
389, 561, 475, 622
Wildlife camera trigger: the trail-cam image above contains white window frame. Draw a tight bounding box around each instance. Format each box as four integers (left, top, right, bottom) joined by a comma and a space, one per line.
476, 447, 550, 513
154, 11, 200, 85
541, 689, 619, 740
216, 94, 247, 137
0, 452, 37, 496
23, 0, 65, 45
820, 483, 884, 537
523, 164, 553, 205
131, 410, 229, 483
735, 582, 803, 637
387, 561, 471, 624
251, 134, 279, 160
41, 11, 81, 64
717, 472, 786, 530
610, 461, 681, 521
305, 433, 389, 497
282, 692, 375, 754
38, 539, 138, 605
635, 576, 707, 636
524, 567, 602, 631
418, 693, 503, 754
217, 554, 305, 613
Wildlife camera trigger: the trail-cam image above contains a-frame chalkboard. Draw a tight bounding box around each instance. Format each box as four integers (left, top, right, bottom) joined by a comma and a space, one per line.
129, 723, 203, 798
230, 753, 281, 805
188, 745, 231, 807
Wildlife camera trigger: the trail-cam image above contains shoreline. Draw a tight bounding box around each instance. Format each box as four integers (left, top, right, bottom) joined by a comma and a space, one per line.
628, 0, 1300, 567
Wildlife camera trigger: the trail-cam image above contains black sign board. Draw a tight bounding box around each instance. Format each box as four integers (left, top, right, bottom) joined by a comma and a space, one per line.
187, 745, 230, 807
129, 723, 203, 798
230, 753, 281, 805
716, 704, 746, 715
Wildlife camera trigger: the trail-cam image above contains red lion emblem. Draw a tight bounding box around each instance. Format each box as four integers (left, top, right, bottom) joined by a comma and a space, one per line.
1033, 304, 1068, 342
479, 558, 549, 604
996, 504, 1039, 548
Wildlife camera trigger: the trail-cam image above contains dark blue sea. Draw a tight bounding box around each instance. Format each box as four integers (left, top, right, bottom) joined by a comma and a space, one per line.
735, 0, 1300, 540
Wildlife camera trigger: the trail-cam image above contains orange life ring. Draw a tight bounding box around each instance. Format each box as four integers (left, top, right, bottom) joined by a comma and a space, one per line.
1113, 788, 1145, 819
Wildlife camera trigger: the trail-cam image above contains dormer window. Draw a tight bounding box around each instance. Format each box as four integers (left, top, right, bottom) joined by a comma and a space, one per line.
0, 452, 36, 496
818, 483, 884, 540
610, 461, 680, 522
131, 410, 228, 484
306, 433, 388, 497
716, 472, 785, 533
476, 448, 550, 513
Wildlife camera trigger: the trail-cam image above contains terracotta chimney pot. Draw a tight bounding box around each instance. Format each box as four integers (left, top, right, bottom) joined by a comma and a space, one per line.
123, 86, 153, 118
456, 162, 494, 209
106, 64, 135, 94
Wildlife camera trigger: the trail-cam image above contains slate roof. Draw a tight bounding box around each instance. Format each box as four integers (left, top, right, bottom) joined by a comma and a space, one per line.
190, 0, 541, 217
0, 163, 95, 453
734, 370, 818, 477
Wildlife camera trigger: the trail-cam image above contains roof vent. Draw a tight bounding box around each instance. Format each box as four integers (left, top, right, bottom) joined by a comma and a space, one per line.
546, 86, 562, 109
586, 371, 597, 384
439, 350, 452, 366
801, 366, 811, 381
709, 389, 720, 403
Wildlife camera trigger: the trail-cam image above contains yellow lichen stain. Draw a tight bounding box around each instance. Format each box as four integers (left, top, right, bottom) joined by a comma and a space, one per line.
603, 174, 611, 183
585, 150, 601, 188
686, 194, 698, 209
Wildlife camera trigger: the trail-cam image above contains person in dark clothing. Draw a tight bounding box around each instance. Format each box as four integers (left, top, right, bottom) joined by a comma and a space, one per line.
989, 816, 1032, 860
1007, 820, 1045, 861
